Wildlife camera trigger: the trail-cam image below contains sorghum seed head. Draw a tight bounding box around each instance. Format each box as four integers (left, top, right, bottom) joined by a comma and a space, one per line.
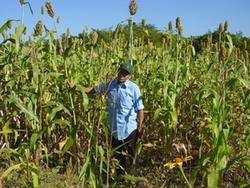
83, 26, 88, 36
129, 0, 138, 16
28, 36, 33, 47
45, 1, 55, 18
56, 16, 60, 24
219, 43, 227, 62
19, 0, 25, 5
91, 31, 98, 45
162, 37, 166, 44
176, 17, 183, 36
34, 20, 44, 36
141, 19, 146, 28
41, 6, 44, 15
244, 50, 249, 61
219, 23, 224, 33
147, 40, 154, 52
66, 27, 70, 38
244, 40, 247, 50
224, 20, 228, 32
168, 21, 173, 33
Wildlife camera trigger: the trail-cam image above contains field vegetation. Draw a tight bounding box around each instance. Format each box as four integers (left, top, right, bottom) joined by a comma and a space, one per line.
0, 0, 249, 187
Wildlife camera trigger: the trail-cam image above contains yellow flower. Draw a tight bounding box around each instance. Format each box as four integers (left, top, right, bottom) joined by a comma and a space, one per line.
164, 156, 193, 169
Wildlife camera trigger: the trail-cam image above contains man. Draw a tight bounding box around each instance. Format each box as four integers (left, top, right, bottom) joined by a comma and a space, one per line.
85, 62, 144, 175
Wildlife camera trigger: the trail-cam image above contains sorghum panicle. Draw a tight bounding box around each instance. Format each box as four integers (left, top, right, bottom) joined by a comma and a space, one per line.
224, 20, 229, 32
147, 40, 154, 52
129, 0, 138, 16
56, 16, 60, 24
41, 6, 44, 15
91, 32, 98, 46
168, 21, 173, 33
244, 50, 249, 62
45, 1, 55, 18
219, 23, 224, 33
244, 40, 247, 50
19, 0, 25, 5
176, 17, 183, 36
219, 43, 227, 62
28, 36, 32, 46
66, 27, 70, 38
34, 20, 44, 36
141, 19, 146, 28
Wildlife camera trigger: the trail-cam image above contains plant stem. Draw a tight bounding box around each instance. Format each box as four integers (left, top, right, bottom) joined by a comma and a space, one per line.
178, 165, 192, 188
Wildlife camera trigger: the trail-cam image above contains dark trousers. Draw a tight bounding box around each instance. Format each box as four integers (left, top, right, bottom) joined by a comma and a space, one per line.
111, 129, 138, 175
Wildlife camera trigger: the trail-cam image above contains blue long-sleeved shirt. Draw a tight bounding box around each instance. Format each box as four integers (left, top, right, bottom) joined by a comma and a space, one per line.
95, 79, 144, 140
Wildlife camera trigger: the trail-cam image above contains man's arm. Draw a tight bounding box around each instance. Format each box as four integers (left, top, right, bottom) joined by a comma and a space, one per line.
137, 109, 144, 136
85, 87, 95, 94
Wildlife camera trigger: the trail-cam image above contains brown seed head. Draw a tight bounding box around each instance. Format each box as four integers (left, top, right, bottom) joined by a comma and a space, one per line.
129, 0, 138, 16
66, 27, 70, 38
28, 36, 32, 46
219, 43, 227, 62
244, 50, 249, 61
34, 20, 44, 36
244, 40, 247, 50
219, 23, 224, 33
56, 16, 60, 24
147, 40, 154, 52
91, 31, 98, 45
168, 21, 173, 33
41, 6, 44, 15
141, 19, 146, 28
224, 20, 229, 32
19, 0, 25, 5
45, 1, 55, 18
176, 17, 183, 36
83, 26, 88, 36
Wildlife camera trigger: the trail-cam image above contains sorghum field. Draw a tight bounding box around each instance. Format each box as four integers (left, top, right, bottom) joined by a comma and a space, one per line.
0, 1, 249, 187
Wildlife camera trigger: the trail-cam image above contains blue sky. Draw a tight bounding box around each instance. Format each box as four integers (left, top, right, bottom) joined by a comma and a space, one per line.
1, 0, 250, 38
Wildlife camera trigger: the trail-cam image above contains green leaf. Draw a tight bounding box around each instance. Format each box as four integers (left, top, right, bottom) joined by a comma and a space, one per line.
98, 146, 104, 174
239, 78, 250, 89
24, 2, 34, 15
30, 163, 39, 188
0, 21, 9, 33
225, 78, 237, 91
0, 120, 13, 140
207, 169, 219, 188
30, 132, 40, 151
1, 38, 16, 44
79, 157, 90, 181
0, 163, 22, 182
153, 108, 162, 121
9, 94, 39, 123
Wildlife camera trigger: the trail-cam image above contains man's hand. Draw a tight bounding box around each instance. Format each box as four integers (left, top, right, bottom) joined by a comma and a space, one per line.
137, 125, 144, 139
65, 81, 75, 90
137, 110, 144, 139
85, 87, 95, 94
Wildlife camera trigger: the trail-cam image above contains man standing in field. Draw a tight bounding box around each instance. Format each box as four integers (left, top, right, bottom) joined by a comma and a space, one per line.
85, 62, 144, 175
